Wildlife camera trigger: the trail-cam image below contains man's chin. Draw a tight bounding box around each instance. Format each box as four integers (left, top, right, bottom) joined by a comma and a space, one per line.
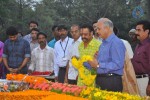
60, 36, 67, 40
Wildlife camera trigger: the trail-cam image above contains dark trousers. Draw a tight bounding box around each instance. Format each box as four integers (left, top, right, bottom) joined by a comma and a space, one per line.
96, 74, 123, 92
68, 79, 77, 85
58, 67, 66, 83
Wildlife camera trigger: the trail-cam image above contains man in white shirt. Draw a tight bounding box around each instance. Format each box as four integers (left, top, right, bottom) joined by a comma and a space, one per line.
54, 25, 73, 83
113, 27, 133, 59
64, 24, 81, 85
28, 32, 54, 75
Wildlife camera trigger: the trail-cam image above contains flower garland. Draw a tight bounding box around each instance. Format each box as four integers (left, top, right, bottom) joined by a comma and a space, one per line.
4, 74, 148, 100
6, 74, 48, 84
0, 90, 53, 100
71, 55, 96, 86
80, 87, 146, 100
0, 90, 87, 100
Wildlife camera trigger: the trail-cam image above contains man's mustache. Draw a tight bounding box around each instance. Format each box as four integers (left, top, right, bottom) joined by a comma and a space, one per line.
60, 34, 66, 38
82, 38, 88, 40
39, 41, 44, 44
136, 34, 140, 36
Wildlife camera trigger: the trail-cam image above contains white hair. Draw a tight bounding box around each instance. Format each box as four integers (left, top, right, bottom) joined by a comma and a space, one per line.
98, 18, 114, 31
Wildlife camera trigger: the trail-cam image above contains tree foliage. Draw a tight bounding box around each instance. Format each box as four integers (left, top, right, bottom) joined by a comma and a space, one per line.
0, 0, 149, 41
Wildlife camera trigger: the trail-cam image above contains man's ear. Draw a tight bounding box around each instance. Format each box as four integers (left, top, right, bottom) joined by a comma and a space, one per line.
145, 29, 149, 35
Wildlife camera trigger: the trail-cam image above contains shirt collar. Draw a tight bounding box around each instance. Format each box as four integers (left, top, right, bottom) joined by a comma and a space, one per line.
73, 37, 82, 43
37, 45, 49, 50
88, 38, 97, 46
102, 33, 115, 43
9, 37, 20, 42
139, 38, 150, 45
30, 40, 38, 44
60, 36, 69, 43
80, 38, 96, 47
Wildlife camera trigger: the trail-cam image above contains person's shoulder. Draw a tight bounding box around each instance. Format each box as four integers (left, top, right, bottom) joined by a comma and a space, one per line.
32, 47, 38, 52
47, 45, 54, 50
23, 34, 30, 38
69, 37, 73, 41
0, 41, 4, 48
0, 41, 3, 44
146, 39, 150, 47
4, 39, 10, 44
46, 46, 54, 54
121, 39, 130, 44
92, 38, 101, 45
78, 41, 84, 47
31, 47, 39, 54
19, 38, 30, 46
112, 36, 125, 47
23, 34, 31, 41
55, 39, 60, 45
114, 36, 123, 43
48, 38, 55, 43
148, 39, 150, 43
20, 38, 29, 43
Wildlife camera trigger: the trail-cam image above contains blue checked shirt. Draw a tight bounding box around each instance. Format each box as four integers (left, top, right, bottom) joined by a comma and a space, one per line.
2, 38, 31, 68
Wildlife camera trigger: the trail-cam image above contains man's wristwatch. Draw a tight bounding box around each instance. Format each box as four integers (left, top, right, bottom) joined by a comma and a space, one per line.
97, 63, 100, 68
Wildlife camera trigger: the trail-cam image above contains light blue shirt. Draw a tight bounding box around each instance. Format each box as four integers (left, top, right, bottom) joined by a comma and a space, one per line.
23, 34, 32, 43
48, 38, 57, 48
84, 33, 125, 75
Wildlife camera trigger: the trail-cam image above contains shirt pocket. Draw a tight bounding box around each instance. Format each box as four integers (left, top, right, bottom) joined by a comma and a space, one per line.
136, 51, 146, 62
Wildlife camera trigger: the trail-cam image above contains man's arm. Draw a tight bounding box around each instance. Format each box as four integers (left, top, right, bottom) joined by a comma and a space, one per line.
54, 44, 59, 81
28, 51, 36, 74
3, 57, 13, 72
17, 57, 30, 71
64, 61, 69, 83
2, 41, 13, 72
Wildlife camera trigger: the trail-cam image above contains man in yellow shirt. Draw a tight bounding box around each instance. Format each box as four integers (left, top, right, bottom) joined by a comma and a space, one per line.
78, 24, 101, 86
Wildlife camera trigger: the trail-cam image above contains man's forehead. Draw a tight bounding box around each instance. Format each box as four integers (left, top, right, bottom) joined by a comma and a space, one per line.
80, 28, 91, 33
71, 26, 79, 30
97, 22, 103, 27
136, 25, 144, 30
30, 23, 37, 26
136, 24, 143, 28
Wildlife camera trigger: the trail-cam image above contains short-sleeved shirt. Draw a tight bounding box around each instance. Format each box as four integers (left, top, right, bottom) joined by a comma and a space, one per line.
2, 38, 31, 68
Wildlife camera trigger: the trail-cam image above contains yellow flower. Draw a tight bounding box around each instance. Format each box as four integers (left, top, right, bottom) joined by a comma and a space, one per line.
94, 92, 101, 97
71, 55, 96, 87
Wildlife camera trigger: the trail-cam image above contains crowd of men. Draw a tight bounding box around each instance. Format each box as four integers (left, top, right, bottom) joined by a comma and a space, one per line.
0, 18, 150, 97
